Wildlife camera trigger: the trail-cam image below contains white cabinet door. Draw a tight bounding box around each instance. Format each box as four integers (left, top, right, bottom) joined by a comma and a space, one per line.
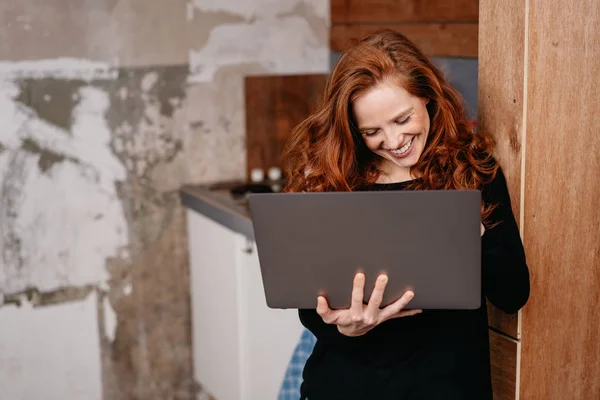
237, 240, 304, 400
187, 210, 305, 400
187, 210, 243, 400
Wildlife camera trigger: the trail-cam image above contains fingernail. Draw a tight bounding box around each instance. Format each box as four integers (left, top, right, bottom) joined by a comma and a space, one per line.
379, 275, 388, 283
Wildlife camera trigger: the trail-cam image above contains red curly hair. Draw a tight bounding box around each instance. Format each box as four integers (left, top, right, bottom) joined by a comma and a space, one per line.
282, 29, 498, 224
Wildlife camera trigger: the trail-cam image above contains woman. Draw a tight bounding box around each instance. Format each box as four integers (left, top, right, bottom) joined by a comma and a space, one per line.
281, 29, 530, 399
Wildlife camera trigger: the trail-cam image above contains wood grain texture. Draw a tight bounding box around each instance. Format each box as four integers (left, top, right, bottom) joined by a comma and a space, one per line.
489, 330, 518, 400
331, 23, 478, 57
519, 0, 600, 398
331, 0, 479, 24
245, 74, 327, 181
478, 0, 526, 340
487, 303, 519, 339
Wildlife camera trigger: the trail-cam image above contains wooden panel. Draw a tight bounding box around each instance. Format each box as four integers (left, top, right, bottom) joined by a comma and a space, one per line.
331, 23, 478, 57
244, 74, 327, 181
489, 330, 518, 400
487, 303, 519, 339
331, 0, 479, 24
478, 0, 526, 340
520, 0, 600, 399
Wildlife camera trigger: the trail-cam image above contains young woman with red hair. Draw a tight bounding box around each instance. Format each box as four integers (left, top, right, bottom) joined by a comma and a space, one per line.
281, 29, 530, 399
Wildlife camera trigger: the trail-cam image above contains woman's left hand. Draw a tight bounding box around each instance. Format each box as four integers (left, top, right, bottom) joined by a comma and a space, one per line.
316, 273, 421, 337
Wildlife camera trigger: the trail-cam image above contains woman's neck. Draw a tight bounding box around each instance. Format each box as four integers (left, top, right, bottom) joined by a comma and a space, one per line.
376, 163, 416, 184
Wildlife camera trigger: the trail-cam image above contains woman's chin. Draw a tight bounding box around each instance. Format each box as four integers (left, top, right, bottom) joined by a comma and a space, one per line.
388, 149, 421, 168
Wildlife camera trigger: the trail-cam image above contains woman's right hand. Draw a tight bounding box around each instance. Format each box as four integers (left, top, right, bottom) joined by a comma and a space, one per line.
316, 273, 422, 337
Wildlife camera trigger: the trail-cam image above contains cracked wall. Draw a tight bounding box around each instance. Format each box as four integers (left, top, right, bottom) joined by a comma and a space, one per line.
0, 1, 329, 399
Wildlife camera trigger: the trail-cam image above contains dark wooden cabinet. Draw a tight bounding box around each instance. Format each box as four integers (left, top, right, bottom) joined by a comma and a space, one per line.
244, 74, 327, 181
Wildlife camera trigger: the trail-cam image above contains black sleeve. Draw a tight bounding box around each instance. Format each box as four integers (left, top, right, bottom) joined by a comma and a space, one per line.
481, 167, 530, 314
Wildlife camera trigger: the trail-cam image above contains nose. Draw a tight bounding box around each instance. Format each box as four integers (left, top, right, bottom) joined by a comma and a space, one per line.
382, 127, 403, 149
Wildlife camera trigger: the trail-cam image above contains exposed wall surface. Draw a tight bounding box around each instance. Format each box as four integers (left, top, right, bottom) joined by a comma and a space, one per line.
0, 1, 329, 399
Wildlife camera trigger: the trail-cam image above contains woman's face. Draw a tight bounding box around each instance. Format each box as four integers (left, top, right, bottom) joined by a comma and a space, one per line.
353, 80, 430, 182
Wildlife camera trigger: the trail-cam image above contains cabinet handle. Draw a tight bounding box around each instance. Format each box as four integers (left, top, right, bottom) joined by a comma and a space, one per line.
243, 238, 254, 254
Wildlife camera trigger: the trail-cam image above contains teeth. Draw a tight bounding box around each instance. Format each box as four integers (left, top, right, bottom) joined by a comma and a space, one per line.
390, 137, 413, 155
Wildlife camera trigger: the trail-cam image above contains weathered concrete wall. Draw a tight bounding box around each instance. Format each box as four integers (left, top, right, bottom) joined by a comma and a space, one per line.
0, 1, 329, 399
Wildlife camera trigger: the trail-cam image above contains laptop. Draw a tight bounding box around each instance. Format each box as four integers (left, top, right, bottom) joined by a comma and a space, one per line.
247, 190, 482, 310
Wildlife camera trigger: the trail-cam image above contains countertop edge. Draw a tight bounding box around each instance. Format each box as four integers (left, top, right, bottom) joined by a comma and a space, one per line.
180, 186, 255, 240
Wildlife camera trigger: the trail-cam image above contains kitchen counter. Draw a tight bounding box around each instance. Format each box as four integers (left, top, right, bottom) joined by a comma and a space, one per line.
180, 183, 255, 240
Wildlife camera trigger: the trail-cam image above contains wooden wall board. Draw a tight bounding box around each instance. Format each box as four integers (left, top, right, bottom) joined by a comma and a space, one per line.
489, 330, 518, 400
331, 0, 479, 24
331, 23, 478, 57
478, 0, 526, 340
519, 0, 600, 398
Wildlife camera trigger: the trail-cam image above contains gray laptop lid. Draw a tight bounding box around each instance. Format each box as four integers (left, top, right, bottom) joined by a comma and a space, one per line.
248, 190, 482, 310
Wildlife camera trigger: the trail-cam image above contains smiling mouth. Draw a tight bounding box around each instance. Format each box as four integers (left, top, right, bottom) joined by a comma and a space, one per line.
389, 137, 414, 156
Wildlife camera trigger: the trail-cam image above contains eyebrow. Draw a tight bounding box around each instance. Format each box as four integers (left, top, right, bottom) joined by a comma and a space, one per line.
358, 107, 414, 132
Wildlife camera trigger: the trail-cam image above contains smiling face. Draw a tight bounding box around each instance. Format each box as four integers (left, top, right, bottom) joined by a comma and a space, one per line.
353, 80, 430, 183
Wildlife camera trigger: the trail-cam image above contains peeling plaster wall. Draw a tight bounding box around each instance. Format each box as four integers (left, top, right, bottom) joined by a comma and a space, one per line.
0, 1, 329, 399
184, 0, 330, 184
0, 77, 129, 294
188, 0, 329, 82
0, 292, 103, 400
0, 63, 195, 400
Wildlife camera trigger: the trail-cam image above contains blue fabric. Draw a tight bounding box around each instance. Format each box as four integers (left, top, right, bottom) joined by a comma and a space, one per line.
277, 329, 316, 400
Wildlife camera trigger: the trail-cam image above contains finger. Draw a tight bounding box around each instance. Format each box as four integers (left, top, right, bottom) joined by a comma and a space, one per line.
365, 274, 388, 321
350, 273, 366, 319
379, 290, 415, 321
317, 296, 345, 325
316, 296, 334, 324
387, 308, 423, 321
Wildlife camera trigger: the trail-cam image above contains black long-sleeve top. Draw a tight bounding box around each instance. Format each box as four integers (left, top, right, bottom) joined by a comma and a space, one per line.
299, 167, 530, 399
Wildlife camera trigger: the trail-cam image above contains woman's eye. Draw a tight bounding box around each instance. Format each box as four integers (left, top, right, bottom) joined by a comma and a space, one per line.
364, 130, 378, 137
396, 116, 412, 125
